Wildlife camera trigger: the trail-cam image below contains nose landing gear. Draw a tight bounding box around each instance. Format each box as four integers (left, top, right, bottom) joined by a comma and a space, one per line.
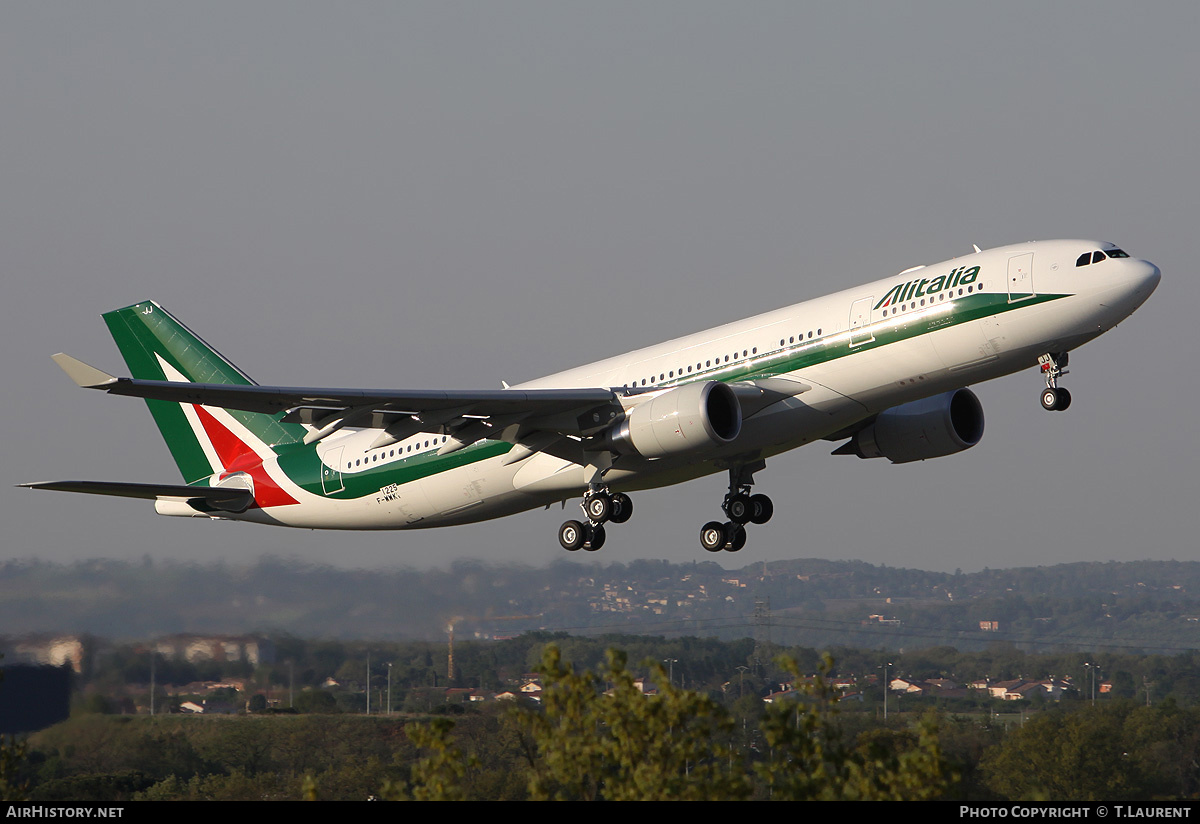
1038, 352, 1072, 411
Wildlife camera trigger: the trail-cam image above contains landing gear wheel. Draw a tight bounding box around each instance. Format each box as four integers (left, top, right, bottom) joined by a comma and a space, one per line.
1038, 352, 1072, 411
748, 494, 774, 525
1041, 387, 1072, 411
583, 523, 606, 551
559, 520, 586, 551
584, 493, 612, 524
609, 492, 633, 524
725, 523, 747, 552
727, 493, 752, 525
701, 521, 726, 552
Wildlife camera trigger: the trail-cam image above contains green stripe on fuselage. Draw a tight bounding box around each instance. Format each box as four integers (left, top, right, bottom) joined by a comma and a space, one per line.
278, 438, 512, 499
651, 291, 1066, 386
277, 291, 1068, 500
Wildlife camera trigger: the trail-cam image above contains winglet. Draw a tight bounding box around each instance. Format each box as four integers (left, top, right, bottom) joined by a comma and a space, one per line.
52, 353, 117, 388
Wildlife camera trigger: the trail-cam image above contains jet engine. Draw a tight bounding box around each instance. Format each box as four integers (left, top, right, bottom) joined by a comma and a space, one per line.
837, 388, 984, 464
605, 380, 741, 459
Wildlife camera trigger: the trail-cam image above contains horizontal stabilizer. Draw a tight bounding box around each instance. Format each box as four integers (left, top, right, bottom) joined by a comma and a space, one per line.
19, 480, 253, 513
52, 353, 116, 388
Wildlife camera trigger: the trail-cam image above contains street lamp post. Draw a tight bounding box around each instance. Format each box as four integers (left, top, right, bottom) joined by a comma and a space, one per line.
1084, 662, 1099, 706
880, 662, 893, 720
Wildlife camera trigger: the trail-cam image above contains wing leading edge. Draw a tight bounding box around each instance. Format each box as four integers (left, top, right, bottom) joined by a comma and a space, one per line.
50, 352, 624, 456
49, 351, 807, 458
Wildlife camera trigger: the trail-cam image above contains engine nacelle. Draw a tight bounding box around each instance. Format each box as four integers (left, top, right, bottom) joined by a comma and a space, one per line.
843, 388, 984, 464
606, 381, 741, 459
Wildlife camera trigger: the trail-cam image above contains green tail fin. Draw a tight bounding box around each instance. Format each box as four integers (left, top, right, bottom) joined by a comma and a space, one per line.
102, 301, 306, 483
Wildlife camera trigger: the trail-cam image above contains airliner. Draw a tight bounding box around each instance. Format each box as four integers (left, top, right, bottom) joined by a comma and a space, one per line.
23, 239, 1160, 554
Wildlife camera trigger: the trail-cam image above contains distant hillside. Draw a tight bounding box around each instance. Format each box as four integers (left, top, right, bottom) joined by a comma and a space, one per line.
0, 556, 1197, 653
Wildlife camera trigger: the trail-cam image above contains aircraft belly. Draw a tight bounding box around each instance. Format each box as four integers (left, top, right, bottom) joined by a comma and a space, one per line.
802, 334, 944, 410
512, 452, 585, 496
410, 457, 545, 527
931, 318, 1003, 373
994, 296, 1103, 353
730, 380, 866, 451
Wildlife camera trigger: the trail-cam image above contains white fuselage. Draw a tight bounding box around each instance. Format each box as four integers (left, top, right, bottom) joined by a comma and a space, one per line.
224, 239, 1159, 530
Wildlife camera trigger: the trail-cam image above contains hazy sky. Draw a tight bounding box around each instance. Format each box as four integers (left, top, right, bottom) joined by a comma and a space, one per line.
3, 2, 1195, 573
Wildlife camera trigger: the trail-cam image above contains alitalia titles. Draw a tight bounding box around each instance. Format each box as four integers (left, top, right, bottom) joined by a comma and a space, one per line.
874, 265, 981, 311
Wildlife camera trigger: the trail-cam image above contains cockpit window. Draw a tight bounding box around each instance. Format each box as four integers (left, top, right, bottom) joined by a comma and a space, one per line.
1077, 247, 1128, 267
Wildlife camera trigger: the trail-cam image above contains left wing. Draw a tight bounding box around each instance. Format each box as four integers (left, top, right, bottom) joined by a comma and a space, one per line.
52, 352, 623, 456
51, 353, 810, 463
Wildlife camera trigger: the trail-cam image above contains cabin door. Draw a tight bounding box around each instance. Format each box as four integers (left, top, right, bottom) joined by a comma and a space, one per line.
321, 446, 345, 495
849, 297, 875, 347
1008, 253, 1035, 301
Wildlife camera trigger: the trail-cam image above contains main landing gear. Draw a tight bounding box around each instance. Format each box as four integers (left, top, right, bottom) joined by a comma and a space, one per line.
556, 460, 775, 555
700, 462, 773, 553
558, 489, 633, 552
1038, 351, 1072, 411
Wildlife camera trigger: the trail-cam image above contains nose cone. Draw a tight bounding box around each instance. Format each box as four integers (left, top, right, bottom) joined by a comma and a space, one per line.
1140, 259, 1163, 296
1099, 258, 1161, 327
1127, 259, 1162, 311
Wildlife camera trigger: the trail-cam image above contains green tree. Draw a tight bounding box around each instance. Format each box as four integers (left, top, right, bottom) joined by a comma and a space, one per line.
755, 655, 950, 800
981, 705, 1147, 800
293, 690, 338, 714
378, 717, 472, 801
0, 737, 29, 802
522, 646, 749, 801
